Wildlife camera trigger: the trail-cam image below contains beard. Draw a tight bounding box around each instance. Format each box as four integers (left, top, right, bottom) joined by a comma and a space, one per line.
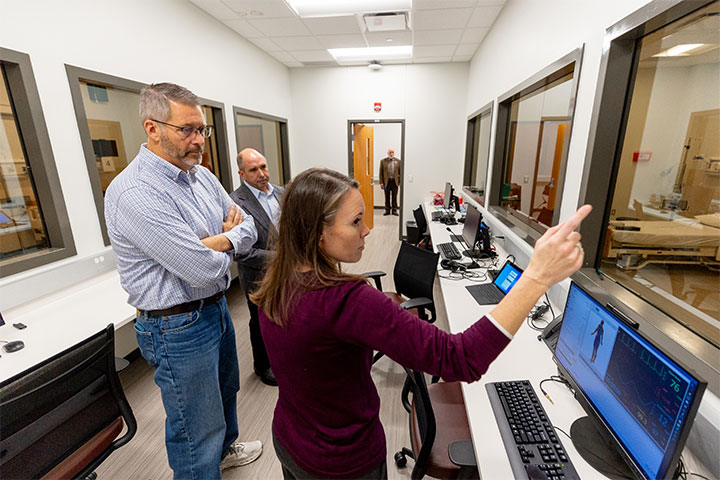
159, 132, 204, 169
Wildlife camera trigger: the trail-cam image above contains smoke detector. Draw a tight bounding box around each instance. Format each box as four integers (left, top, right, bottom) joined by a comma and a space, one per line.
368, 61, 383, 71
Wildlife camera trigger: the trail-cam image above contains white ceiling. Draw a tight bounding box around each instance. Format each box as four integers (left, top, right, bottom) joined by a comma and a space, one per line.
189, 0, 506, 67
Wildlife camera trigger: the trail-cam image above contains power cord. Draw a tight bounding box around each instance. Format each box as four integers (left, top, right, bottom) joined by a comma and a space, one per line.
675, 456, 711, 480
539, 375, 573, 404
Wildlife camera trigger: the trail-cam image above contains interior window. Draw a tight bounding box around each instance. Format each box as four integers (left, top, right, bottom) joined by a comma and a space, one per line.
600, 2, 720, 346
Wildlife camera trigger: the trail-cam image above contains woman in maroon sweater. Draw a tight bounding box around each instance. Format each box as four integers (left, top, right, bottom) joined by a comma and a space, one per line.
253, 168, 591, 479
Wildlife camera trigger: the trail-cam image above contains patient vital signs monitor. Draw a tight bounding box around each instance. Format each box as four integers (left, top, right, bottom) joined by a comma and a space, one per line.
554, 283, 706, 480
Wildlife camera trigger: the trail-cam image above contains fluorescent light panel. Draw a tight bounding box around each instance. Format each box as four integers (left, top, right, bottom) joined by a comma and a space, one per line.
284, 0, 412, 18
329, 45, 412, 61
653, 43, 705, 57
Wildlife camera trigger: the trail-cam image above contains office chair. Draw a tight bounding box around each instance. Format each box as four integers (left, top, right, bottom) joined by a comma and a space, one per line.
364, 241, 439, 364
413, 205, 432, 249
0, 324, 137, 479
394, 368, 478, 479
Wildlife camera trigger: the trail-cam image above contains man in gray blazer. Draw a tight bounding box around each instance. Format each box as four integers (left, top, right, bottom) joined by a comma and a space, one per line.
230, 148, 285, 386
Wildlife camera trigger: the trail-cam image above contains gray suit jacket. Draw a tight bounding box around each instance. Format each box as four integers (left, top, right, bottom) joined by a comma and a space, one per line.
230, 182, 285, 293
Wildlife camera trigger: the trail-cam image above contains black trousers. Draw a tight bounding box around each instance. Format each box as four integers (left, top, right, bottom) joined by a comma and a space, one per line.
246, 292, 270, 372
273, 433, 388, 480
384, 179, 398, 213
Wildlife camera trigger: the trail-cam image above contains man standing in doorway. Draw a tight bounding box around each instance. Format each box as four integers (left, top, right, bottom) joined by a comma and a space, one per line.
230, 148, 285, 386
379, 148, 401, 215
105, 83, 263, 479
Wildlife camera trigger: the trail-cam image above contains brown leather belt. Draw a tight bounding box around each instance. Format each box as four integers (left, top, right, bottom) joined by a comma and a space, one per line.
143, 291, 225, 317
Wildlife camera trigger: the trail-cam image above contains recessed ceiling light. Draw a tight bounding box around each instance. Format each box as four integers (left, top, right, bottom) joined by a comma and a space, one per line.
386, 38, 393, 42
328, 45, 412, 62
284, 0, 411, 18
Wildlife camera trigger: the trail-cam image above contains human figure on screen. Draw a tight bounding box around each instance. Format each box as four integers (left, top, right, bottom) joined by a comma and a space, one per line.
590, 320, 604, 362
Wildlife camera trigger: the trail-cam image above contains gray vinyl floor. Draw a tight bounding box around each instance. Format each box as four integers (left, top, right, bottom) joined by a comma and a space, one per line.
96, 210, 450, 479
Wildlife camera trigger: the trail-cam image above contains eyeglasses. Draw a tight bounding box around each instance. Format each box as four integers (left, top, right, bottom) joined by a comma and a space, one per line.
152, 119, 213, 139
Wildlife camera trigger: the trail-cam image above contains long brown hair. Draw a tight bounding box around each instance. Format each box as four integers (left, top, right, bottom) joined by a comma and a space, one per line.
250, 168, 367, 326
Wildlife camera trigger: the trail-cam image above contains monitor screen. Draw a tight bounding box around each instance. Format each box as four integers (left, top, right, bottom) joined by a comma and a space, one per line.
443, 182, 454, 210
555, 283, 705, 480
0, 211, 11, 224
462, 204, 482, 249
492, 261, 522, 294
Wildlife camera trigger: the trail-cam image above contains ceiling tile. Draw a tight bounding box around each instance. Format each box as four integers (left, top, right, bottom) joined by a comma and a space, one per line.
272, 35, 323, 51
414, 0, 479, 9
452, 54, 473, 62
247, 17, 311, 36
220, 0, 295, 18
460, 27, 488, 43
365, 30, 413, 47
414, 29, 463, 45
301, 16, 362, 35
413, 8, 473, 30
248, 37, 281, 51
316, 34, 367, 49
454, 43, 479, 56
190, 0, 240, 20
291, 50, 335, 62
413, 57, 452, 63
269, 51, 298, 62
414, 45, 456, 58
467, 5, 504, 27
223, 19, 264, 38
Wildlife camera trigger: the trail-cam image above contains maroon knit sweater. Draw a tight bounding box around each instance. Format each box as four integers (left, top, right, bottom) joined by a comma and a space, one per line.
260, 280, 511, 479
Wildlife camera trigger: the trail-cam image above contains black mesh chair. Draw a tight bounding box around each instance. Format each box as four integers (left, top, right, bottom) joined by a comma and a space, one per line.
364, 241, 439, 364
394, 369, 478, 479
0, 324, 137, 479
413, 205, 432, 249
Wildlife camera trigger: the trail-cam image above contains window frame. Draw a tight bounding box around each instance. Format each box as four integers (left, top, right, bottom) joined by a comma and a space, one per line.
488, 46, 584, 242
576, 0, 719, 392
462, 101, 493, 205
0, 47, 75, 278
232, 106, 291, 185
66, 65, 233, 245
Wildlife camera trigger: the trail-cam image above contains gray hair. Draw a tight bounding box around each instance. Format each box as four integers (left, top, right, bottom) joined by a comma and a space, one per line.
139, 83, 199, 123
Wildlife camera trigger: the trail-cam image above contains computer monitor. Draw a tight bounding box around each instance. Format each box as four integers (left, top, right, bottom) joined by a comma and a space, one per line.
461, 204, 482, 250
554, 283, 706, 480
442, 182, 454, 210
0, 210, 14, 227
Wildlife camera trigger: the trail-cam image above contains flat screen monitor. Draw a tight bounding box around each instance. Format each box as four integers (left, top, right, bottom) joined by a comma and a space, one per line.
462, 204, 482, 249
554, 283, 706, 480
442, 182, 454, 210
0, 211, 12, 225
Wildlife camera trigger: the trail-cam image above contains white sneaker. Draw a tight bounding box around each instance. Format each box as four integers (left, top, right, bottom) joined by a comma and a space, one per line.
220, 440, 263, 470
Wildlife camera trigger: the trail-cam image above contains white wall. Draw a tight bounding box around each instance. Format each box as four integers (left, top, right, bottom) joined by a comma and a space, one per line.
466, 0, 654, 221
289, 63, 468, 223
0, 0, 291, 289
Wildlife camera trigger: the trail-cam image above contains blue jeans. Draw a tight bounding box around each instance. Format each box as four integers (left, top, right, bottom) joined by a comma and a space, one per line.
134, 297, 240, 479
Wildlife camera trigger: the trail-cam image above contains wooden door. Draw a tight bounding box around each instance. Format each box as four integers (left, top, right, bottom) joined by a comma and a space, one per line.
352, 124, 374, 229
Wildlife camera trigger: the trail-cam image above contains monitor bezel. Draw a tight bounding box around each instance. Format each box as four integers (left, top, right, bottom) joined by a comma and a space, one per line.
553, 282, 707, 480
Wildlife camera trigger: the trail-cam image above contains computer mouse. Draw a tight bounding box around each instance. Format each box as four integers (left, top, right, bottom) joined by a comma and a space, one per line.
3, 340, 25, 353
525, 464, 549, 480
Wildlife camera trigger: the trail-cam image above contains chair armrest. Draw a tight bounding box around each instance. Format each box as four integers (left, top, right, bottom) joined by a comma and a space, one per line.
448, 440, 477, 468
399, 297, 432, 311
362, 271, 386, 291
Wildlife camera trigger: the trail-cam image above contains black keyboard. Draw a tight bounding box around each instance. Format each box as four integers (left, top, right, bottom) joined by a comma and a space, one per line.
438, 242, 462, 260
486, 380, 579, 480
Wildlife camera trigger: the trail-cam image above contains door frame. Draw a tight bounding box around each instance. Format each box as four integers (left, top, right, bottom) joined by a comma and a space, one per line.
347, 119, 406, 240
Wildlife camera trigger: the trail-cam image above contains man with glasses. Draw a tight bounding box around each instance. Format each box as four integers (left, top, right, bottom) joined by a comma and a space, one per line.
230, 148, 285, 386
105, 83, 262, 479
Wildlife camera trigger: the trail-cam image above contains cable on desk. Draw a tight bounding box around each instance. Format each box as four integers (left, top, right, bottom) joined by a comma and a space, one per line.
544, 292, 555, 319
550, 425, 634, 480
539, 375, 573, 404
676, 456, 711, 480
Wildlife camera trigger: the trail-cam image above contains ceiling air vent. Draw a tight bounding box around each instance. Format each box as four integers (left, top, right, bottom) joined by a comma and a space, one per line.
363, 12, 408, 32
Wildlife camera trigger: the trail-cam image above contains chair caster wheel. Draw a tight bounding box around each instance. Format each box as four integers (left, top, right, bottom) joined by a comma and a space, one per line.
394, 451, 407, 468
